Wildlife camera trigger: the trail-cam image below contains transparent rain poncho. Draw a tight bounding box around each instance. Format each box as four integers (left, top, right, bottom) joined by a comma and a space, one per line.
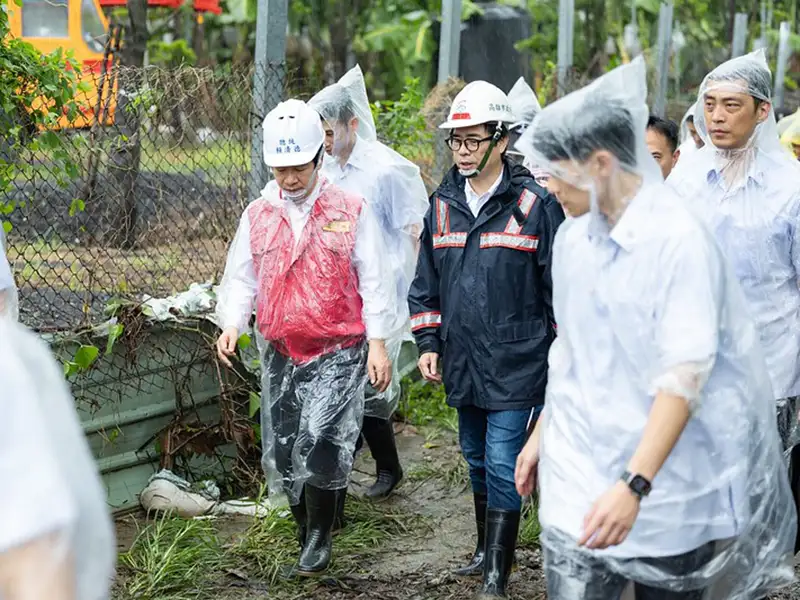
256, 332, 367, 505
667, 50, 800, 454
216, 172, 396, 504
506, 77, 549, 185
515, 57, 795, 598
0, 319, 115, 599
0, 227, 18, 320
779, 111, 800, 158
676, 105, 701, 161
309, 65, 427, 419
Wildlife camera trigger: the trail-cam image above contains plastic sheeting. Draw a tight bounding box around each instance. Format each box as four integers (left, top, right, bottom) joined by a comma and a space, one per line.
309, 65, 427, 418
667, 51, 800, 424
506, 77, 550, 185
308, 65, 377, 144
515, 57, 796, 598
0, 226, 18, 320
779, 112, 800, 158
257, 334, 366, 506
0, 319, 115, 599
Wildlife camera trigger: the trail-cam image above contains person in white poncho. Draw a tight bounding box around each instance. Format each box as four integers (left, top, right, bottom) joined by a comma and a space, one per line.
514, 56, 795, 599
309, 66, 428, 507
667, 50, 800, 554
0, 318, 115, 599
0, 227, 18, 320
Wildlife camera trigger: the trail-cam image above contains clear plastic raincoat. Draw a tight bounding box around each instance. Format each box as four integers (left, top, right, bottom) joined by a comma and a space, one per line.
0, 319, 115, 599
676, 105, 701, 162
216, 172, 395, 505
667, 50, 800, 454
515, 56, 796, 599
308, 66, 427, 419
506, 77, 549, 185
0, 227, 18, 320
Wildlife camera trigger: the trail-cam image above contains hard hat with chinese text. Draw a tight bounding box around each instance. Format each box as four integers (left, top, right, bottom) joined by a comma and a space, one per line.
439, 81, 516, 130
262, 99, 325, 168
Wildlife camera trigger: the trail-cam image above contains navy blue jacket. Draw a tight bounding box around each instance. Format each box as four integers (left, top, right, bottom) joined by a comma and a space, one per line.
408, 161, 565, 411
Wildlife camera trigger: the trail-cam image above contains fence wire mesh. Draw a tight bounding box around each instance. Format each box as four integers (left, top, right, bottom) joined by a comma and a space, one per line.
2, 65, 274, 331
0, 62, 296, 496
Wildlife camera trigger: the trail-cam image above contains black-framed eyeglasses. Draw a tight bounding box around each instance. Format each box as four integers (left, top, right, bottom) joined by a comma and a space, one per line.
446, 135, 494, 152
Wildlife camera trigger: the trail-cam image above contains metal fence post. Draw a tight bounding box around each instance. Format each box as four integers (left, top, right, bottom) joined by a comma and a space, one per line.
753, 1, 768, 51
556, 0, 574, 95
438, 0, 462, 84
249, 0, 288, 201
774, 21, 792, 112
653, 2, 673, 117
731, 13, 748, 58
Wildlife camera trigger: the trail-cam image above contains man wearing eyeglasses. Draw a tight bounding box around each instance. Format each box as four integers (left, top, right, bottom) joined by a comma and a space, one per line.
408, 81, 564, 599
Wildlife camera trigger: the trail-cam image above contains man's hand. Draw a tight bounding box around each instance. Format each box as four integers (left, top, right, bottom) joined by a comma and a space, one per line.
216, 327, 239, 368
515, 436, 540, 497
418, 352, 442, 383
368, 339, 392, 393
578, 481, 641, 550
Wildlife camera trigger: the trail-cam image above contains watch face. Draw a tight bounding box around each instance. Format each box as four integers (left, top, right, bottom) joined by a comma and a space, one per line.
630, 475, 651, 496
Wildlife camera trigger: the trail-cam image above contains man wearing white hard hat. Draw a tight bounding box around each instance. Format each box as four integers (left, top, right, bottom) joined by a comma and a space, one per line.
408, 80, 564, 598
215, 99, 395, 576
309, 66, 428, 505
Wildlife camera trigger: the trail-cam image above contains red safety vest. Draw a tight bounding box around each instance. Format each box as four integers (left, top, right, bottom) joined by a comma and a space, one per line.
248, 179, 366, 363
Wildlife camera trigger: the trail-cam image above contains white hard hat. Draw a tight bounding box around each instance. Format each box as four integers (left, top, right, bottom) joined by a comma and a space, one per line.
262, 99, 325, 168
439, 81, 516, 129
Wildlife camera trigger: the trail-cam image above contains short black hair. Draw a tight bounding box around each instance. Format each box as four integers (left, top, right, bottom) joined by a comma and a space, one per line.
686, 113, 694, 124
315, 87, 356, 126
533, 97, 637, 169
646, 115, 679, 154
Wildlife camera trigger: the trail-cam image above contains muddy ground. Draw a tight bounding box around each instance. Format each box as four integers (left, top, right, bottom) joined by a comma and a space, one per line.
113, 424, 547, 600
112, 424, 800, 600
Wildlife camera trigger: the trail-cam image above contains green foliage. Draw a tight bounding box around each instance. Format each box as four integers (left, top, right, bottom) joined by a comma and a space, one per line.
147, 39, 198, 68
63, 345, 100, 377
399, 376, 458, 433
121, 515, 226, 599
0, 0, 81, 229
371, 77, 432, 162
231, 494, 421, 586
518, 498, 542, 548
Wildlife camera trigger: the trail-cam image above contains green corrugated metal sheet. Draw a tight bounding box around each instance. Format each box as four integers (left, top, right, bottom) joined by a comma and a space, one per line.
50, 321, 419, 515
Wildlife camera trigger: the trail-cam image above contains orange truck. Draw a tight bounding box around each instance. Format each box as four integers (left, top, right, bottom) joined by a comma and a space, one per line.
5, 0, 116, 129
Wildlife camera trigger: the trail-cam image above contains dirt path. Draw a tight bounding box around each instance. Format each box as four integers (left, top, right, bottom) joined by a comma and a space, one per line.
112, 425, 800, 599
113, 425, 548, 599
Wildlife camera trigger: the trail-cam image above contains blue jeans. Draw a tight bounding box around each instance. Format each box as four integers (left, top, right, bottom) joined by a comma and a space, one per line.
458, 405, 539, 511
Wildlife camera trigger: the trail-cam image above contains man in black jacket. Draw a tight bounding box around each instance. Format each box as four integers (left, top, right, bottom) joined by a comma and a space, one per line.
408, 81, 564, 599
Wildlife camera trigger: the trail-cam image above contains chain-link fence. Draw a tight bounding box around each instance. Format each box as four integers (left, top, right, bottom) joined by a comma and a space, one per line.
0, 62, 296, 497
3, 65, 266, 331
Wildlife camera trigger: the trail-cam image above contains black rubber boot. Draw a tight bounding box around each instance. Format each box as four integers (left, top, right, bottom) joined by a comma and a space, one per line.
790, 444, 800, 554
454, 493, 488, 577
297, 486, 339, 576
289, 487, 307, 550
332, 488, 347, 533
362, 416, 403, 499
476, 509, 520, 598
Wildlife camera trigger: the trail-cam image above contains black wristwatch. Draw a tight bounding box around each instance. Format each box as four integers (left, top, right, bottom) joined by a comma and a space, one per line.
621, 470, 652, 498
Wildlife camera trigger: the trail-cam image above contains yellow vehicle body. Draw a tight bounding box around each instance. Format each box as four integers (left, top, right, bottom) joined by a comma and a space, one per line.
5, 0, 116, 129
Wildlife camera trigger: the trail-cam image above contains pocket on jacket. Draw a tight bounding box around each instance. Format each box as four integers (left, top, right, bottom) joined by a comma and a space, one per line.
494, 319, 546, 343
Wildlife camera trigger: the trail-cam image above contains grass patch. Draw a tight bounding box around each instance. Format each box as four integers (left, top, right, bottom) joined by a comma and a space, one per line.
405, 456, 469, 490
120, 514, 227, 599
229, 494, 426, 587
518, 499, 541, 549
399, 377, 458, 433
